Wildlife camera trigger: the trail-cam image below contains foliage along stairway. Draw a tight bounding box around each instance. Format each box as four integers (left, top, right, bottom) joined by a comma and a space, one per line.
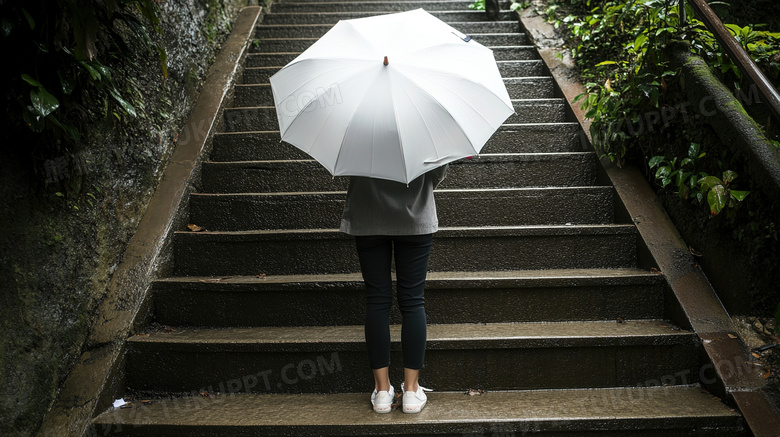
92, 0, 745, 435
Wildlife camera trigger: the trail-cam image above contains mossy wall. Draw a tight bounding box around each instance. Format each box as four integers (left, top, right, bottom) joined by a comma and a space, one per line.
0, 1, 253, 435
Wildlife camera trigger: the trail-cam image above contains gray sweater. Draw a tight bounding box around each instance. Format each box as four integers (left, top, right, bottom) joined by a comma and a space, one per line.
339, 165, 448, 236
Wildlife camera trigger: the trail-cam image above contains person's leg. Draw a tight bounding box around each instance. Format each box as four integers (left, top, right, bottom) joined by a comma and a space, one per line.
393, 233, 433, 392
355, 235, 394, 392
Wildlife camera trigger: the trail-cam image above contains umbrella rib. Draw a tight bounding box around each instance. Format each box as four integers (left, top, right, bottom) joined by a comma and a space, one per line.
275, 59, 371, 126
388, 71, 439, 165
281, 63, 376, 152
392, 68, 478, 157
331, 67, 385, 177
402, 64, 508, 129
386, 70, 410, 183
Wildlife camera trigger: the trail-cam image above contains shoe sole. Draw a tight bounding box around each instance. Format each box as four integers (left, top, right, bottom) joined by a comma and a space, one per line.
403, 400, 427, 414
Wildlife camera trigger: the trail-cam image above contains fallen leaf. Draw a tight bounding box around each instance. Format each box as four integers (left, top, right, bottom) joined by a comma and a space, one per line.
466, 388, 484, 396
650, 267, 662, 274
727, 333, 737, 339
688, 245, 702, 257
187, 224, 205, 232
256, 273, 267, 279
763, 369, 771, 379
617, 317, 625, 324
136, 334, 150, 337
751, 352, 761, 359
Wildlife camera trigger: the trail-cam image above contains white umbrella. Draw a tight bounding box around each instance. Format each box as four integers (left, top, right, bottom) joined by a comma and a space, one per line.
269, 8, 514, 184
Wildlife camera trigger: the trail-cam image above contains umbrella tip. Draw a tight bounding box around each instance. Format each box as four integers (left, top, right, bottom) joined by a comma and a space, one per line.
383, 56, 388, 66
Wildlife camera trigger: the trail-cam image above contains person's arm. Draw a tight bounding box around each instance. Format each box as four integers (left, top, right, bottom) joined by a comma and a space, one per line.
430, 164, 448, 189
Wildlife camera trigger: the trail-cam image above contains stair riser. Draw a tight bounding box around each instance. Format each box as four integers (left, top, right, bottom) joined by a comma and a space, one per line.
209, 124, 584, 162
242, 60, 545, 83
261, 11, 517, 25
255, 21, 522, 38
222, 100, 564, 132
91, 423, 743, 437
189, 189, 615, 230
270, 1, 507, 12
245, 47, 537, 70
232, 76, 548, 107
200, 154, 599, 193
173, 231, 637, 276
153, 281, 665, 327
251, 34, 528, 54
125, 342, 699, 394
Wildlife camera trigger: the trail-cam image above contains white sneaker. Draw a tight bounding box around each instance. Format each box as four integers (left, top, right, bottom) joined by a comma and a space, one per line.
401, 382, 433, 414
370, 385, 395, 413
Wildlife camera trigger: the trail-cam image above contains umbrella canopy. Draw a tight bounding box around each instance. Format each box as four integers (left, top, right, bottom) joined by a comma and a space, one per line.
270, 8, 514, 184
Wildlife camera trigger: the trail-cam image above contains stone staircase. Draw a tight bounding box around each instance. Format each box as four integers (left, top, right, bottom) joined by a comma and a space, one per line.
91, 0, 745, 434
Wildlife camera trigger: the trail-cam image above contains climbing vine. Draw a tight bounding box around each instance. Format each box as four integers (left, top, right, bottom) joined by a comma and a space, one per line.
1, 0, 167, 198
543, 0, 779, 319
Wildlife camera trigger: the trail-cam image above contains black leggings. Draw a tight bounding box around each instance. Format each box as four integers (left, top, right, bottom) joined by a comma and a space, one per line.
355, 234, 433, 370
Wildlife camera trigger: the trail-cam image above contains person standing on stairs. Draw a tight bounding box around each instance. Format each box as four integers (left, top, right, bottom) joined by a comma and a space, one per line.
339, 164, 448, 414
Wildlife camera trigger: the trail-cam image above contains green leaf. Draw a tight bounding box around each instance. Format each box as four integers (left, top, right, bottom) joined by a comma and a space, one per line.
730, 190, 749, 201
109, 89, 137, 117
725, 23, 743, 38
158, 46, 168, 81
595, 60, 617, 66
30, 87, 60, 117
23, 109, 45, 132
21, 74, 42, 87
573, 92, 588, 103
648, 155, 665, 168
655, 166, 671, 180
707, 185, 727, 215
699, 176, 723, 193
722, 170, 737, 184
775, 303, 780, 336
634, 34, 648, 50
21, 8, 35, 29
58, 71, 76, 95
79, 62, 101, 80
688, 142, 700, 159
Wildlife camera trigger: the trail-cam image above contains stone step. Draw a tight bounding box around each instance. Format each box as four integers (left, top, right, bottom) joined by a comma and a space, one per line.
92, 385, 743, 436
242, 59, 545, 83
188, 186, 615, 231
270, 0, 507, 13
152, 268, 665, 327
172, 225, 637, 276
223, 99, 565, 133
251, 33, 528, 53
244, 45, 538, 68
209, 123, 584, 162
255, 20, 522, 38
278, 0, 501, 2
260, 10, 517, 25
232, 75, 549, 107
123, 320, 697, 394
200, 152, 598, 193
